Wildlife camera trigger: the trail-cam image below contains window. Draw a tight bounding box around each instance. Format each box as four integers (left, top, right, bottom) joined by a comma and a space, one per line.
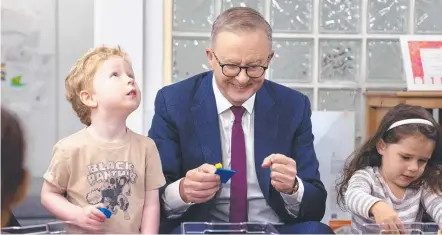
164, 0, 442, 146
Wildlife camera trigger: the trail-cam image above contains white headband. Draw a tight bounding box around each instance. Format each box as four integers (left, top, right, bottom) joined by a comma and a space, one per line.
387, 118, 434, 130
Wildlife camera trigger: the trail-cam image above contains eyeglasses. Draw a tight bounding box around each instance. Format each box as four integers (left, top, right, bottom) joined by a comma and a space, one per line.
212, 52, 271, 78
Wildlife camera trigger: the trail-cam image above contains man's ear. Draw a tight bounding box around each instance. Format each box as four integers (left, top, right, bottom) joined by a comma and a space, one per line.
376, 139, 387, 156
206, 48, 216, 70
268, 50, 275, 61
206, 48, 212, 59
79, 90, 97, 108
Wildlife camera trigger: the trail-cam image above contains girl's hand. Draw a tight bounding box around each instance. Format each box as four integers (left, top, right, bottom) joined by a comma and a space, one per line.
369, 201, 405, 234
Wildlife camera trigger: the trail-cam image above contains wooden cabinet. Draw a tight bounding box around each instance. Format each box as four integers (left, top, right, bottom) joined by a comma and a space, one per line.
364, 92, 442, 139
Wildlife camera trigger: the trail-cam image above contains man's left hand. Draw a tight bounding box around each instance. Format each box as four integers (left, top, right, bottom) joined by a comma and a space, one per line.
262, 154, 297, 194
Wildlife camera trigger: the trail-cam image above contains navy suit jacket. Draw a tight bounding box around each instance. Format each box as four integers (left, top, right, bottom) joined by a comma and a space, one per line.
148, 71, 326, 232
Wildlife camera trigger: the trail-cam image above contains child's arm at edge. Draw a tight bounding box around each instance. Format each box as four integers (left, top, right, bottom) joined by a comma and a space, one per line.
41, 180, 82, 222
140, 189, 161, 234
421, 187, 442, 225
41, 142, 83, 222
344, 170, 383, 219
41, 181, 106, 232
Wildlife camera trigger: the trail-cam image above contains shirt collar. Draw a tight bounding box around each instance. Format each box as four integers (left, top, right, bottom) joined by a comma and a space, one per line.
212, 75, 255, 115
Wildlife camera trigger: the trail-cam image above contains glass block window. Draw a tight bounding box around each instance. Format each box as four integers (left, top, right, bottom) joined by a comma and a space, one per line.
167, 0, 442, 146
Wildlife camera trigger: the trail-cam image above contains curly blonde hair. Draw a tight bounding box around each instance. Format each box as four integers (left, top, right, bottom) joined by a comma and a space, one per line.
65, 45, 129, 126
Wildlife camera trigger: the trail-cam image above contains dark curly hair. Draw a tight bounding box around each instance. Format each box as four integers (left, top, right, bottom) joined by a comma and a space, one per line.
336, 103, 442, 210
1, 107, 28, 226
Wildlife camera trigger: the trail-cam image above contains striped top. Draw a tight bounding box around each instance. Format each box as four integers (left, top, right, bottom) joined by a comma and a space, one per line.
344, 167, 442, 234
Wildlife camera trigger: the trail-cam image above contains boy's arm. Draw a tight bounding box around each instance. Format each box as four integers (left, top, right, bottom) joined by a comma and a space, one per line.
344, 169, 382, 219
41, 142, 80, 221
41, 181, 82, 222
41, 141, 107, 231
141, 189, 161, 234
142, 138, 167, 232
41, 181, 106, 232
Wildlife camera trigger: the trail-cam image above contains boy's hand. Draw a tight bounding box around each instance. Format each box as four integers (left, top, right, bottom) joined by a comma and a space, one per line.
370, 201, 405, 234
73, 204, 107, 232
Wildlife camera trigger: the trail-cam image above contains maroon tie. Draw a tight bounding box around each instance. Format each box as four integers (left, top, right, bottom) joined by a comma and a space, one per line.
229, 106, 247, 222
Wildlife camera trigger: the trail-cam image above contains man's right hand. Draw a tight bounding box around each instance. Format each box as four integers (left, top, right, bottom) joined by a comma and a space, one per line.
179, 163, 221, 204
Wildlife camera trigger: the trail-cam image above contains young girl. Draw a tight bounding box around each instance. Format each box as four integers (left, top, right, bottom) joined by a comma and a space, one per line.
336, 103, 442, 234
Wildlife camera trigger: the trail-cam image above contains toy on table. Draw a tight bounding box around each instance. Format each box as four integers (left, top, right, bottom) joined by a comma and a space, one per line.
214, 163, 236, 184
98, 207, 112, 219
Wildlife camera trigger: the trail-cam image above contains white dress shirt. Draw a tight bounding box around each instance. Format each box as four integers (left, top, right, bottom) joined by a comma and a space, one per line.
161, 77, 305, 223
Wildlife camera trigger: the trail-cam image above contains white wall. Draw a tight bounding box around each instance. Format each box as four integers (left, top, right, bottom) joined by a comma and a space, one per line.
144, 0, 164, 130
57, 0, 94, 139
1, 0, 94, 177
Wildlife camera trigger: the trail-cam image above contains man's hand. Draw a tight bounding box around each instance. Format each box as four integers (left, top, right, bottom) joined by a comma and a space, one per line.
179, 163, 221, 204
262, 154, 297, 194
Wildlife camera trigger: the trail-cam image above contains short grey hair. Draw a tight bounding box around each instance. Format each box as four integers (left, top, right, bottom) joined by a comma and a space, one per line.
210, 7, 273, 48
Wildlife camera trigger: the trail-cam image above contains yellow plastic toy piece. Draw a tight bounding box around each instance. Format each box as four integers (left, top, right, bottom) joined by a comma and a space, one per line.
215, 163, 223, 169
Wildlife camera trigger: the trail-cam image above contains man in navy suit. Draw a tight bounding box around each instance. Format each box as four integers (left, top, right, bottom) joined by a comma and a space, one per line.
149, 7, 333, 234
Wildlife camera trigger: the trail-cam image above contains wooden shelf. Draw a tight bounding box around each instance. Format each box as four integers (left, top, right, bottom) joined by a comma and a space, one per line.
364, 91, 442, 139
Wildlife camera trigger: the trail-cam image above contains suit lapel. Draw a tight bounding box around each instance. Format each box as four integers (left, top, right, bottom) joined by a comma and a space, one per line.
191, 72, 223, 165
254, 82, 279, 200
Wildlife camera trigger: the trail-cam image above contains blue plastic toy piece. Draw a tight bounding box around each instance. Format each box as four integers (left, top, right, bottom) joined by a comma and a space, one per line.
98, 207, 112, 218
215, 168, 236, 184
